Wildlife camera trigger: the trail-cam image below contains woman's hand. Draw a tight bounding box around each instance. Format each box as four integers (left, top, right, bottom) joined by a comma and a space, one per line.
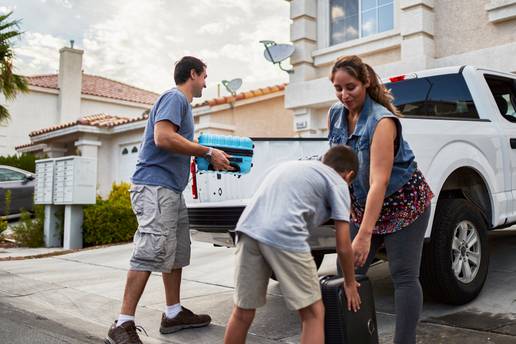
352, 232, 371, 268
343, 280, 361, 312
350, 208, 357, 222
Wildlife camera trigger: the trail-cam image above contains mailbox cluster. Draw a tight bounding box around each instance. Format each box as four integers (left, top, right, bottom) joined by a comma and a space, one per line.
35, 156, 97, 249
35, 156, 97, 205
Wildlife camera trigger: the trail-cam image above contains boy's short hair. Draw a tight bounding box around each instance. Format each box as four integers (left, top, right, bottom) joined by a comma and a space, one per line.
174, 56, 206, 85
322, 145, 359, 175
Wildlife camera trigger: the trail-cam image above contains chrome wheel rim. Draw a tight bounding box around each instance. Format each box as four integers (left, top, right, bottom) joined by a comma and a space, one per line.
451, 220, 481, 284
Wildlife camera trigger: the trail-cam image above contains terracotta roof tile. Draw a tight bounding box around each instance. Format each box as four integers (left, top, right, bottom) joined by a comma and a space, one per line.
29, 113, 148, 137
26, 74, 159, 105
193, 83, 286, 108
15, 142, 38, 150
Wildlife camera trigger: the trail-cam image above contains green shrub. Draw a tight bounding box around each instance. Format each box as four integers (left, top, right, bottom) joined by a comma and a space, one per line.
108, 182, 132, 206
0, 153, 37, 173
82, 182, 137, 246
12, 205, 44, 247
0, 219, 7, 237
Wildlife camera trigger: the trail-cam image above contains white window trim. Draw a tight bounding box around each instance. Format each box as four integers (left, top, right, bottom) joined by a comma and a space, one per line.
313, 30, 401, 66
318, 0, 399, 50
485, 0, 516, 23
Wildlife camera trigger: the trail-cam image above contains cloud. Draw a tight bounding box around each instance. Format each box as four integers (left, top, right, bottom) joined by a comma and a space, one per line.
198, 22, 228, 35
14, 32, 67, 75
198, 16, 242, 35
0, 5, 16, 13
192, 0, 253, 16
80, 0, 176, 91
54, 0, 72, 8
11, 0, 290, 99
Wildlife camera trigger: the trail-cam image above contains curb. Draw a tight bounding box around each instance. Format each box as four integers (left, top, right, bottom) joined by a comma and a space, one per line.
0, 241, 131, 261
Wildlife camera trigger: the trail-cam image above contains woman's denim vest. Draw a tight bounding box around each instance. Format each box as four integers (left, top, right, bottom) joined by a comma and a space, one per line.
328, 95, 417, 206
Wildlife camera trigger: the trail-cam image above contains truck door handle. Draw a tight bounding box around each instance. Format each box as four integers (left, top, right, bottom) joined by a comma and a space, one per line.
511, 139, 516, 149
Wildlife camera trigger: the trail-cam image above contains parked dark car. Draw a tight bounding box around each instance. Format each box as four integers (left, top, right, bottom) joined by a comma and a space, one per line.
0, 165, 35, 217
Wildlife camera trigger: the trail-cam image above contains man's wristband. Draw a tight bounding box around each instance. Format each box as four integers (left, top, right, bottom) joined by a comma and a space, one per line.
204, 147, 213, 161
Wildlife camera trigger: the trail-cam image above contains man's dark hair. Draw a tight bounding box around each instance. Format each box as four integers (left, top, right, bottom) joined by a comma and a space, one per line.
322, 145, 359, 176
174, 56, 206, 85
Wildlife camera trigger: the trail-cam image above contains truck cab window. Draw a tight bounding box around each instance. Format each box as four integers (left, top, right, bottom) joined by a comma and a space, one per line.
387, 73, 479, 119
484, 75, 516, 122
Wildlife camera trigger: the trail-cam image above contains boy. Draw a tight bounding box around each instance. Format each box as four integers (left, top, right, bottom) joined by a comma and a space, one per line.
224, 145, 361, 344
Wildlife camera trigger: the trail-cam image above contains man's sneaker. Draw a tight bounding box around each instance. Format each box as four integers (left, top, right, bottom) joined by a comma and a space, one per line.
105, 320, 147, 344
159, 307, 211, 334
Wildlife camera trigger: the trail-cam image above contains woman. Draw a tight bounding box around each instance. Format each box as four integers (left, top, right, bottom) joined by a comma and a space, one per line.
328, 55, 434, 344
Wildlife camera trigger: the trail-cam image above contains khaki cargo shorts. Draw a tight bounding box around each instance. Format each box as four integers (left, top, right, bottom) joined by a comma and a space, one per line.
234, 233, 321, 311
129, 184, 191, 272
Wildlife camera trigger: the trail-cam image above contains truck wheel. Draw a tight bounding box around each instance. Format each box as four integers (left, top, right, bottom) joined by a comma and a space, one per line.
420, 199, 489, 305
271, 251, 325, 281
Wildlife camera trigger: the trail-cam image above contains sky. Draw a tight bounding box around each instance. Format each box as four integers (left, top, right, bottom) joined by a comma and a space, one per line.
1, 0, 292, 102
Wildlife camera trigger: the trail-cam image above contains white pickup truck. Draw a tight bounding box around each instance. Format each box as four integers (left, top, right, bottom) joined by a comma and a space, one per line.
185, 65, 516, 305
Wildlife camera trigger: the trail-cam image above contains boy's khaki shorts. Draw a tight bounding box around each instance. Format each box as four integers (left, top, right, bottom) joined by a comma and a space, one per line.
234, 233, 321, 311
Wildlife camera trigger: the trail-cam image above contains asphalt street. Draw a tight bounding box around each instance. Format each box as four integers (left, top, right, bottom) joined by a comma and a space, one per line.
0, 301, 101, 344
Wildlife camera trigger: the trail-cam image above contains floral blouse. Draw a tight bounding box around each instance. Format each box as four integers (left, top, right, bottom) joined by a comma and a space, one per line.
350, 169, 434, 235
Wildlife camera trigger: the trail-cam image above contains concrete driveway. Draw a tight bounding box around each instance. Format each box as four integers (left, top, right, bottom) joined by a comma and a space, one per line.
0, 229, 516, 343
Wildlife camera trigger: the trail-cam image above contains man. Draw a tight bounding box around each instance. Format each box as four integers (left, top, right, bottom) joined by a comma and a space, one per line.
106, 56, 232, 344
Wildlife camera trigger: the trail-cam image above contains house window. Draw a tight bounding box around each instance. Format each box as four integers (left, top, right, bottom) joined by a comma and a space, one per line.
330, 0, 394, 45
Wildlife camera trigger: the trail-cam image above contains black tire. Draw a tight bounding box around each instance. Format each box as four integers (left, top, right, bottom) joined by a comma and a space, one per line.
420, 198, 489, 305
271, 251, 325, 281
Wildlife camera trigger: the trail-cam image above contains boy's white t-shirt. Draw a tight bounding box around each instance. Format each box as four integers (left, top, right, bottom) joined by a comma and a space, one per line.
236, 160, 350, 253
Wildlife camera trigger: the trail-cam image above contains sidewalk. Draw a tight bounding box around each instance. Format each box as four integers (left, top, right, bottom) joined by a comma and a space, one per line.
0, 241, 515, 343
0, 245, 71, 260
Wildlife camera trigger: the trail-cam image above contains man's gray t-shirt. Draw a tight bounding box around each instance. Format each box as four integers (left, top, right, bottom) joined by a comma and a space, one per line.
236, 160, 350, 252
132, 88, 194, 192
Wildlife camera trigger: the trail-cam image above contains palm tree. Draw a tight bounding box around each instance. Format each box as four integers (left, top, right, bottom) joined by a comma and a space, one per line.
0, 11, 28, 123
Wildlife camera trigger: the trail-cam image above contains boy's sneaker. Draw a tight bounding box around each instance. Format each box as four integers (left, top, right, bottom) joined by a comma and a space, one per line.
159, 307, 211, 334
105, 320, 146, 344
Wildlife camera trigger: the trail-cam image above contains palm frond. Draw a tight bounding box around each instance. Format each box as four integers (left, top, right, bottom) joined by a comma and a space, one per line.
0, 105, 10, 124
13, 74, 28, 93
0, 17, 21, 32
0, 12, 14, 23
0, 11, 26, 102
0, 30, 23, 42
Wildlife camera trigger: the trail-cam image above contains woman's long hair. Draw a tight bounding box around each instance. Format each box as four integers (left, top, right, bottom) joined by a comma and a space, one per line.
330, 55, 400, 116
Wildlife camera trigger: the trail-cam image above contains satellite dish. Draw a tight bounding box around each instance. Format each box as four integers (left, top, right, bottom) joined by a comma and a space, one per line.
263, 44, 295, 63
260, 40, 295, 74
221, 78, 243, 96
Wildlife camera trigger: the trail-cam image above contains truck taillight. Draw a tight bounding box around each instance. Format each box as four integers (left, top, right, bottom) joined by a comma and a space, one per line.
389, 75, 405, 82
191, 159, 198, 199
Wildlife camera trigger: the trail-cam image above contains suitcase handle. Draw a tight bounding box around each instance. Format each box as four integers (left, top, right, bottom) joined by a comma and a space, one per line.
368, 319, 376, 335
208, 163, 241, 172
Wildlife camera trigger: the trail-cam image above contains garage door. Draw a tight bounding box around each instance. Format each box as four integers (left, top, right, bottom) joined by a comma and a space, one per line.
118, 143, 140, 183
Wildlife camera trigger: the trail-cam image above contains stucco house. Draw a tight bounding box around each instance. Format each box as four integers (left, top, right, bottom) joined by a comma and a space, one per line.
1, 46, 158, 156
285, 0, 516, 136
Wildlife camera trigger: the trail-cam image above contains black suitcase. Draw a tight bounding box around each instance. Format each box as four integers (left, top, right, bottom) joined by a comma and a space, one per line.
320, 275, 379, 344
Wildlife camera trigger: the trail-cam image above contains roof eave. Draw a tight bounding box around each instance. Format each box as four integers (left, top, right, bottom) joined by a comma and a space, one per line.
30, 125, 110, 142
15, 143, 48, 153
